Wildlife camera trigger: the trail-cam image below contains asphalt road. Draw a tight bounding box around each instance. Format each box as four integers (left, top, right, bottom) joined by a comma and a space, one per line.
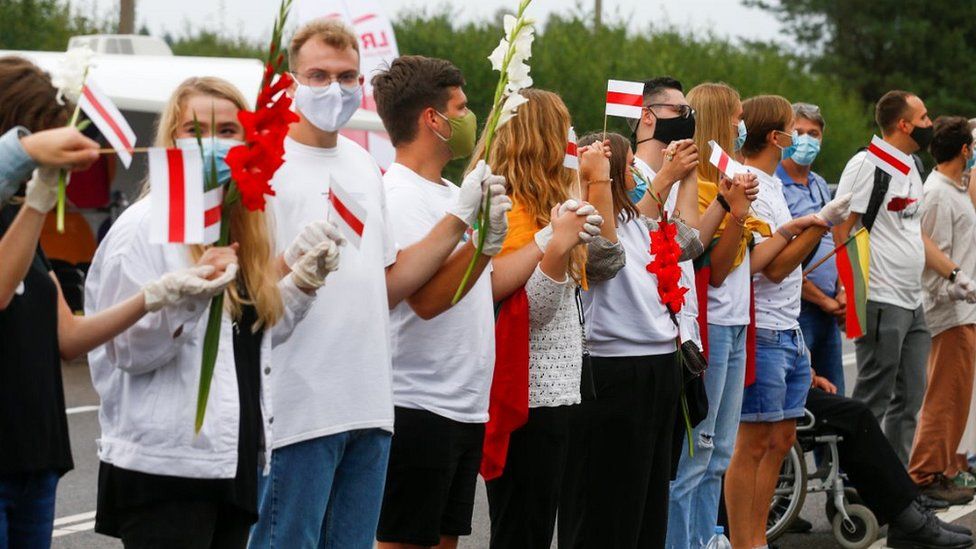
50, 341, 976, 548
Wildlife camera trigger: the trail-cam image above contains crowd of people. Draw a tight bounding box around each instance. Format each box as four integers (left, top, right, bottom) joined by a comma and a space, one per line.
4, 16, 976, 549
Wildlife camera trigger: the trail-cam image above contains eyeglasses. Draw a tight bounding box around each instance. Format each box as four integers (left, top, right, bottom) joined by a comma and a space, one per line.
291, 70, 361, 88
646, 103, 695, 119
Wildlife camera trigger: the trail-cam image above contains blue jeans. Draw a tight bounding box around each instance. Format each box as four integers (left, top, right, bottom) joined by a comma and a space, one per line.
799, 303, 845, 395
0, 470, 59, 549
249, 429, 392, 549
742, 328, 812, 422
667, 324, 747, 549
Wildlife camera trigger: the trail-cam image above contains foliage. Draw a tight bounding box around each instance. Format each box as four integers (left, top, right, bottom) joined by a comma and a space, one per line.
164, 29, 263, 59
0, 0, 111, 51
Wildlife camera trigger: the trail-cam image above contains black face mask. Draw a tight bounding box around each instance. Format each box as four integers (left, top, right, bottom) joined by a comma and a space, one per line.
910, 124, 934, 150
652, 113, 696, 145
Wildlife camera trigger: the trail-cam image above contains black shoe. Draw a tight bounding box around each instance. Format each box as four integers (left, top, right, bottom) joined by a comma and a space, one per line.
919, 503, 974, 536
889, 505, 974, 548
920, 494, 953, 511
786, 515, 813, 534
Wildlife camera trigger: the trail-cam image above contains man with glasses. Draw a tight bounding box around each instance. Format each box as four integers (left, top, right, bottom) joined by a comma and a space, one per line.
249, 20, 499, 549
778, 103, 846, 398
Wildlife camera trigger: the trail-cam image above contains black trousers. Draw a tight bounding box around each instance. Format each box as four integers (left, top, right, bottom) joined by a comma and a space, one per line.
559, 353, 682, 549
805, 388, 919, 524
116, 500, 252, 549
486, 404, 574, 549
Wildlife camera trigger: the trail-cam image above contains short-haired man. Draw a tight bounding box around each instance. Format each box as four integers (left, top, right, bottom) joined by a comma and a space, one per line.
907, 116, 976, 505
834, 91, 976, 466
778, 103, 846, 395
370, 54, 511, 549
249, 21, 501, 549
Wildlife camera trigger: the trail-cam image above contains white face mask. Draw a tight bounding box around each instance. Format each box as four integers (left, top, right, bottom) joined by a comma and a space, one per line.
294, 81, 362, 133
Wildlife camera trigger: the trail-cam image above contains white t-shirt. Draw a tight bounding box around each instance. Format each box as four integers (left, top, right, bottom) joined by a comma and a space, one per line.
634, 158, 701, 348
836, 150, 924, 310
707, 248, 752, 326
583, 215, 678, 357
384, 163, 495, 423
266, 136, 398, 449
748, 165, 802, 330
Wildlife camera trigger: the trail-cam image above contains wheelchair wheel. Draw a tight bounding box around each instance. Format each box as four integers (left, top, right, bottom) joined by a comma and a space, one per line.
826, 488, 864, 522
831, 503, 879, 549
767, 441, 808, 542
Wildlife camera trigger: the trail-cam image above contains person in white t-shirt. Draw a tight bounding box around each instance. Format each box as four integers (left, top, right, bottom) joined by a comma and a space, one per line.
370, 55, 514, 549
724, 95, 852, 549
250, 22, 503, 549
833, 91, 975, 466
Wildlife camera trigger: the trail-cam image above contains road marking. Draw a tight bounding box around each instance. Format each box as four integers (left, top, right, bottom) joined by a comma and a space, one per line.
66, 405, 99, 415
871, 501, 976, 547
51, 511, 97, 538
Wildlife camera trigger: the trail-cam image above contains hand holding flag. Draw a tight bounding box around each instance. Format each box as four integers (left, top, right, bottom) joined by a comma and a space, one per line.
327, 175, 368, 249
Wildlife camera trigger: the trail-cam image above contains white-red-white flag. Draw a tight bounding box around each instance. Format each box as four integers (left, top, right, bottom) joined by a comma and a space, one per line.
328, 175, 367, 249
708, 140, 744, 179
865, 135, 913, 182
149, 148, 206, 244
563, 126, 579, 170
203, 186, 223, 245
78, 79, 137, 168
605, 80, 644, 119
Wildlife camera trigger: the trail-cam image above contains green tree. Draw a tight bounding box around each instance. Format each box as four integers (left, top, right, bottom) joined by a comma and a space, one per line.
0, 0, 110, 51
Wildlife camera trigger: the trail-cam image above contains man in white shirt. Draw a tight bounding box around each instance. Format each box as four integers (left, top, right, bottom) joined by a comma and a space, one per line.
833, 91, 975, 465
370, 55, 511, 549
249, 21, 502, 549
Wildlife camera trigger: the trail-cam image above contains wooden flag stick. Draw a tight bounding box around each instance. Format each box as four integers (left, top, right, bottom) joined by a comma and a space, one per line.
99, 147, 151, 154
602, 114, 608, 141
802, 227, 867, 276
575, 169, 584, 202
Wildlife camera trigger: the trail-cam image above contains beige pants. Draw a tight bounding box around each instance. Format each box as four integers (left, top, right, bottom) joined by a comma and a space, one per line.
909, 324, 976, 485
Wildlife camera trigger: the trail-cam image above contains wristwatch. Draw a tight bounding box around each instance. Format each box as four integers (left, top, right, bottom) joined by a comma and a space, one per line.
949, 267, 961, 283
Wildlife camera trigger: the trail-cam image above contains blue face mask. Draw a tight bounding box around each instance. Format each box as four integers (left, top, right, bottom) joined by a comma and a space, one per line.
734, 120, 747, 151
628, 167, 648, 203
176, 137, 243, 185
790, 134, 822, 166
780, 130, 800, 160
967, 152, 976, 172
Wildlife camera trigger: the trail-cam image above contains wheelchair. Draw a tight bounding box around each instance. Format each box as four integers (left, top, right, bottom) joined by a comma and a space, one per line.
766, 409, 880, 548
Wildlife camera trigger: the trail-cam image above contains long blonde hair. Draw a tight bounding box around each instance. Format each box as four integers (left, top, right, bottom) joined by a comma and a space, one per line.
687, 83, 741, 183
155, 77, 283, 328
469, 88, 584, 282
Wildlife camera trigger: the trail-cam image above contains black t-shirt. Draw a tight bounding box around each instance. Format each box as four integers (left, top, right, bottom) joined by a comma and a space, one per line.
95, 302, 264, 535
0, 204, 73, 476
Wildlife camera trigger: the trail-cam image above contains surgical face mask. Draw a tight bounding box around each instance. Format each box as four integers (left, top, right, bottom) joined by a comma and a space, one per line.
910, 123, 934, 150
294, 81, 362, 133
433, 110, 477, 160
175, 137, 243, 185
790, 134, 822, 166
628, 167, 649, 203
0, 178, 19, 204
779, 130, 800, 159
652, 113, 696, 144
966, 148, 976, 171
734, 120, 747, 151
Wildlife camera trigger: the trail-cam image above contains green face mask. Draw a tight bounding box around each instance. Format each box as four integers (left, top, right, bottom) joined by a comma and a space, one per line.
434, 110, 477, 160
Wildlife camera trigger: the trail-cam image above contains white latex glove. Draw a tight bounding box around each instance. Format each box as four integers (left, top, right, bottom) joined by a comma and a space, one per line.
475, 182, 513, 256
284, 220, 346, 269
143, 263, 238, 312
449, 160, 493, 226
574, 203, 604, 243
24, 166, 60, 213
291, 240, 341, 290
949, 271, 976, 303
816, 192, 853, 227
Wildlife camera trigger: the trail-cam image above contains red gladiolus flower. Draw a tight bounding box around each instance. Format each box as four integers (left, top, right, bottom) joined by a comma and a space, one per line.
646, 213, 687, 315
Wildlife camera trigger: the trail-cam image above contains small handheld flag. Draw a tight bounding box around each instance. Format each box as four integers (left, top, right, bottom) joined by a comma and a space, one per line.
708, 140, 744, 179
605, 80, 645, 119
835, 228, 870, 339
78, 79, 137, 168
149, 148, 206, 244
563, 126, 579, 170
203, 186, 223, 245
865, 135, 913, 182
327, 175, 367, 249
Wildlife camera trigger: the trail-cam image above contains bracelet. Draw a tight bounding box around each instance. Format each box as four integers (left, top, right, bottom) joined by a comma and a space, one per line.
949, 267, 961, 283
716, 194, 732, 213
777, 226, 796, 241
586, 179, 612, 186
730, 213, 746, 227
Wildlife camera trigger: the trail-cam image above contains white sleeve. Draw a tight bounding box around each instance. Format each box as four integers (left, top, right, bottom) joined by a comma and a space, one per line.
837, 152, 875, 214
526, 266, 572, 328
377, 168, 399, 268
385, 181, 440, 253
270, 274, 317, 347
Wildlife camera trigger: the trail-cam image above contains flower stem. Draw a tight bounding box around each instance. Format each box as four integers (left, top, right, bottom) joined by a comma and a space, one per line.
56, 102, 84, 234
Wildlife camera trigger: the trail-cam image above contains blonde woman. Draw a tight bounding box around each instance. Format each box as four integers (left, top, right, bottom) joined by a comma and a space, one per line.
86, 77, 341, 548
479, 89, 607, 548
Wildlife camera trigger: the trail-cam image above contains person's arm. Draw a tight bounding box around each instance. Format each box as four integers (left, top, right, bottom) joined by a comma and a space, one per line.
0, 205, 46, 310
801, 278, 840, 315
708, 218, 744, 287
386, 214, 475, 309
923, 234, 958, 279
0, 127, 36, 202
635, 140, 698, 219
54, 273, 148, 361
492, 242, 543, 301
706, 174, 759, 286
762, 225, 827, 284
580, 142, 615, 242
407, 240, 491, 319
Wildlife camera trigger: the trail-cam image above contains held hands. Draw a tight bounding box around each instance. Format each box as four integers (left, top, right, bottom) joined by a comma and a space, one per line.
143, 245, 240, 312
284, 220, 346, 269
815, 192, 853, 227
450, 160, 507, 227
659, 139, 698, 183
475, 180, 513, 256
579, 140, 611, 183
948, 271, 976, 303
535, 200, 603, 254
24, 166, 60, 213
720, 172, 759, 218
789, 212, 830, 233
19, 127, 100, 171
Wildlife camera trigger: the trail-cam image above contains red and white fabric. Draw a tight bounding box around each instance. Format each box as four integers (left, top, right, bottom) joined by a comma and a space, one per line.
149, 148, 206, 244
203, 186, 223, 245
605, 80, 645, 119
327, 174, 367, 249
563, 126, 579, 170
708, 140, 744, 179
866, 135, 913, 184
78, 78, 137, 168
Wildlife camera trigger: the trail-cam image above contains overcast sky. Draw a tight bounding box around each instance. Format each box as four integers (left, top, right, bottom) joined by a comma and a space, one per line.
74, 0, 785, 44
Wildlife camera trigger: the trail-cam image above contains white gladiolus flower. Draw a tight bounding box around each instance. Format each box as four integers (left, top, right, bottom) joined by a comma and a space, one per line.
511, 24, 534, 61
488, 38, 509, 71
52, 46, 94, 104
503, 14, 518, 36
506, 59, 532, 91
496, 92, 529, 128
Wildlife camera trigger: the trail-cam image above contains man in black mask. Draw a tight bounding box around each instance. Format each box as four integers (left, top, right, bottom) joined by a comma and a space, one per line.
631, 76, 698, 186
